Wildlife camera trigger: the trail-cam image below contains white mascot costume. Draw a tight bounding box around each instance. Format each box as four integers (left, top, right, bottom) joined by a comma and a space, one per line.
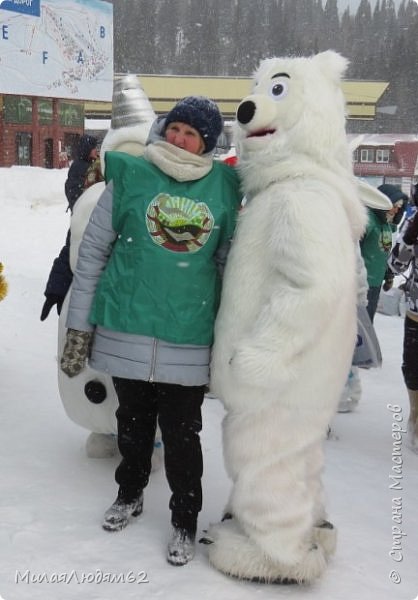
58, 75, 162, 461
207, 52, 370, 583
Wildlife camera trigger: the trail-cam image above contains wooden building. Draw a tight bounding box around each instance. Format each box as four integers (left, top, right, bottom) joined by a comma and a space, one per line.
0, 95, 85, 169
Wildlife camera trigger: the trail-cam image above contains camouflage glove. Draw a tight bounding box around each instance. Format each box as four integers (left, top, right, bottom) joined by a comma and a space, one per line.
60, 329, 92, 378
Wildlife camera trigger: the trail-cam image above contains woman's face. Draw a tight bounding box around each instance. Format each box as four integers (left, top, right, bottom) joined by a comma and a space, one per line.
387, 201, 403, 222
165, 121, 205, 155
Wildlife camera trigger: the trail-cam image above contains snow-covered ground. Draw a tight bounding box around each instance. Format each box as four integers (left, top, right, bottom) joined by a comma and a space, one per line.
0, 166, 416, 600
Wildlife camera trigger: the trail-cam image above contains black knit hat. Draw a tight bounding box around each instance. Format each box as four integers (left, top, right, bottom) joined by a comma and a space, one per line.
164, 96, 223, 153
378, 183, 408, 225
77, 134, 98, 161
377, 184, 408, 206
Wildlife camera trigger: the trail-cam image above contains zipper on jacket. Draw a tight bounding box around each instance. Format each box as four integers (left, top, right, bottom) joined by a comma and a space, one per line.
148, 339, 158, 382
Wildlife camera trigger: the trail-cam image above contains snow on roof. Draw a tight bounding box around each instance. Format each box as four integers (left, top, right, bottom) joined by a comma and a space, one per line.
348, 133, 418, 147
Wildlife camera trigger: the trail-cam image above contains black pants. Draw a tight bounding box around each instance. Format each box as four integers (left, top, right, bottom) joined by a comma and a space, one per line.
112, 377, 205, 532
402, 316, 418, 390
366, 286, 381, 323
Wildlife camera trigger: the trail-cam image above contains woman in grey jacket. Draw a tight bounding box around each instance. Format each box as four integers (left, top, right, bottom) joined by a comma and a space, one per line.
60, 96, 241, 565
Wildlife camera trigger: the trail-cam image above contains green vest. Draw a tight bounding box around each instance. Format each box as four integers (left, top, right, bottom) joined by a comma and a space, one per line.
89, 151, 241, 345
360, 209, 396, 287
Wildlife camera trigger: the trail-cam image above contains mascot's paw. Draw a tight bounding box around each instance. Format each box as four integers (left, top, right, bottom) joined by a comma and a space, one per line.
313, 520, 337, 558
85, 432, 118, 459
207, 518, 327, 584
230, 345, 294, 390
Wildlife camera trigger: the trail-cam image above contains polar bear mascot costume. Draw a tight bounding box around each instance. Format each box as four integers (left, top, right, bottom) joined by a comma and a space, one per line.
207, 51, 369, 584
58, 75, 161, 460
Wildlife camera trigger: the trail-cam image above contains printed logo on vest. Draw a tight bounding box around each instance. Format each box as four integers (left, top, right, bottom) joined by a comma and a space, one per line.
379, 229, 393, 253
146, 193, 214, 252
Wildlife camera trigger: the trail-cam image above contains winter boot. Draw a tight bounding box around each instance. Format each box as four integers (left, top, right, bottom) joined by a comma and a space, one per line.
407, 389, 418, 453
102, 490, 143, 532
167, 527, 196, 566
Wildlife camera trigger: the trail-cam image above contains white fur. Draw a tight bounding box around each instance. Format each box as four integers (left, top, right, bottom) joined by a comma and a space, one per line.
209, 52, 367, 580
312, 521, 338, 558
99, 122, 153, 175
208, 518, 327, 584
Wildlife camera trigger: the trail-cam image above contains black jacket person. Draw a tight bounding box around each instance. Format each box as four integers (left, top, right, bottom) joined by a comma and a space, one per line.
41, 135, 98, 320
65, 135, 98, 212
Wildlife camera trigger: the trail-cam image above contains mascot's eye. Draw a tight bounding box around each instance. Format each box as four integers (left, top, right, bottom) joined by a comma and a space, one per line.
269, 80, 289, 100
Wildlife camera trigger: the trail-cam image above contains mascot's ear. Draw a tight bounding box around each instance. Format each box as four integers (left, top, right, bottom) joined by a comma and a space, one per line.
313, 50, 349, 84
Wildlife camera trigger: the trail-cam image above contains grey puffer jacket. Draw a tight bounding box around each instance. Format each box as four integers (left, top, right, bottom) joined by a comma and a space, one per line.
66, 183, 218, 386
65, 115, 240, 388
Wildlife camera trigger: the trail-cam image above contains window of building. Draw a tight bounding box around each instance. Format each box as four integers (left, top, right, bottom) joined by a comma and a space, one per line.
360, 148, 374, 163
15, 132, 32, 166
376, 148, 390, 163
352, 149, 359, 162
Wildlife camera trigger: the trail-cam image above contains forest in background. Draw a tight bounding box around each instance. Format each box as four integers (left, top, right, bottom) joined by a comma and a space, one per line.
107, 0, 418, 133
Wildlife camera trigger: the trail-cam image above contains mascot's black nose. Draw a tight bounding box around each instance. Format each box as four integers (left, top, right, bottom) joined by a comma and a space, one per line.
237, 100, 256, 125
84, 380, 107, 404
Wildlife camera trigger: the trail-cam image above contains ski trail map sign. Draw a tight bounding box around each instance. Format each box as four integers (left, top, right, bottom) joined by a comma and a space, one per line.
0, 0, 113, 100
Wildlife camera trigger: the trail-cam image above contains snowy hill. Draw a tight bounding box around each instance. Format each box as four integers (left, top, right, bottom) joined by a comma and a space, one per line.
0, 166, 416, 600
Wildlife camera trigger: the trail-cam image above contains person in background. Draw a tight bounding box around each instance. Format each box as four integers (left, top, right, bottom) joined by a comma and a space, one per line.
60, 96, 242, 566
40, 230, 73, 320
83, 156, 105, 190
360, 183, 407, 323
388, 184, 418, 453
65, 135, 98, 213
338, 184, 407, 413
404, 184, 418, 220
337, 248, 369, 413
40, 136, 100, 321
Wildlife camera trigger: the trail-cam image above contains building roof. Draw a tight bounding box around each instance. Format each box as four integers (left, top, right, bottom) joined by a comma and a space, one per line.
84, 74, 389, 120
353, 138, 418, 178
342, 81, 389, 119
348, 133, 418, 147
